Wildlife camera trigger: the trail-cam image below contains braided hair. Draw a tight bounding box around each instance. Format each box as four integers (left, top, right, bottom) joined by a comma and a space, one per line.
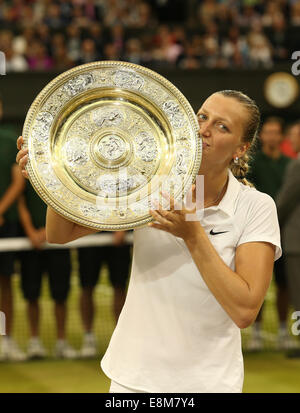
216, 90, 260, 187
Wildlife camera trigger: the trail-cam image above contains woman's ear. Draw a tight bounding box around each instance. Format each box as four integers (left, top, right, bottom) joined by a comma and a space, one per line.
237, 142, 250, 158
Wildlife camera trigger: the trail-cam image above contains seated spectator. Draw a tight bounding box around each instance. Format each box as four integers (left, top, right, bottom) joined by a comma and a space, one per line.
247, 21, 273, 68
83, 0, 102, 23
52, 43, 74, 71
197, 0, 219, 25
76, 38, 100, 65
71, 4, 94, 29
88, 22, 104, 59
177, 42, 202, 69
236, 4, 261, 29
43, 3, 65, 31
103, 42, 120, 60
109, 24, 125, 60
4, 47, 28, 73
11, 27, 35, 58
124, 38, 143, 65
267, 13, 289, 62
0, 96, 26, 361
66, 24, 82, 63
35, 24, 52, 57
290, 0, 300, 26
261, 1, 282, 27
130, 1, 157, 29
19, 4, 35, 30
221, 26, 249, 68
276, 121, 300, 357
26, 40, 54, 71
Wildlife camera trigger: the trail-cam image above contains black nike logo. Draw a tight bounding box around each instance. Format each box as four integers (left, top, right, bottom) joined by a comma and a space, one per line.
210, 229, 229, 235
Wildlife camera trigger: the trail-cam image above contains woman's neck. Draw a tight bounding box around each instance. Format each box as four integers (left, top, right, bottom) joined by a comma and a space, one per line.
197, 167, 229, 207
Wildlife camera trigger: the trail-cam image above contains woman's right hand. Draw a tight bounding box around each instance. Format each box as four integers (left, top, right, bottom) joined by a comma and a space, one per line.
16, 136, 29, 179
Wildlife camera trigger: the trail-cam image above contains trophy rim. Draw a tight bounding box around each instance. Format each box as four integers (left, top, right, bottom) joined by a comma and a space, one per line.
22, 60, 201, 231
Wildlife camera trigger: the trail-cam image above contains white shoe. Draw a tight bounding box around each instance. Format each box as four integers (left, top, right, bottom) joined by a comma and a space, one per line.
0, 337, 27, 361
277, 331, 297, 350
247, 334, 263, 351
80, 333, 97, 358
54, 340, 78, 359
27, 337, 47, 359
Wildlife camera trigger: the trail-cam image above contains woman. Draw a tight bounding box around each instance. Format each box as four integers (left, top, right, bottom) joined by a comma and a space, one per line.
16, 90, 281, 393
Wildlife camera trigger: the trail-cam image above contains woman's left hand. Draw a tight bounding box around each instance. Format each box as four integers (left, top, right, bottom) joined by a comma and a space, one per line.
148, 185, 202, 242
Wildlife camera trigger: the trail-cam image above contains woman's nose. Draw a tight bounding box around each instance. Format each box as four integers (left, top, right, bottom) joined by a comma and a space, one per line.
199, 122, 211, 137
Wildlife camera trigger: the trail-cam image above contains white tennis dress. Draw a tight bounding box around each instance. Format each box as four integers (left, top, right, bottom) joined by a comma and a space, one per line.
101, 169, 282, 393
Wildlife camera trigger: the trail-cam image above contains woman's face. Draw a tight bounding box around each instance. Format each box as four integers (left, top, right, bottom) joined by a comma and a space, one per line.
197, 93, 249, 170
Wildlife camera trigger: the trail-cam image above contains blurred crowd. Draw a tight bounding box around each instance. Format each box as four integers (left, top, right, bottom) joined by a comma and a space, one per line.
0, 0, 299, 72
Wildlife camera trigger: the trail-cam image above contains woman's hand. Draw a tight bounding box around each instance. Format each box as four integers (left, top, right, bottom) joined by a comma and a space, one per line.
148, 186, 202, 242
16, 136, 29, 179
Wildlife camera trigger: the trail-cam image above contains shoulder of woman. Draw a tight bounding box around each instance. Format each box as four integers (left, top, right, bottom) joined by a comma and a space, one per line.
237, 185, 275, 213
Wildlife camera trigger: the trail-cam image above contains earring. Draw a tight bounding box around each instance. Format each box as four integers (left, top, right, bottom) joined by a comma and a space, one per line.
234, 156, 239, 164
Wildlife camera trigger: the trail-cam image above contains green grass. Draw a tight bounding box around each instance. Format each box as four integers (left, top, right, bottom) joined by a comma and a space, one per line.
0, 353, 300, 393
1, 251, 299, 393
243, 352, 300, 393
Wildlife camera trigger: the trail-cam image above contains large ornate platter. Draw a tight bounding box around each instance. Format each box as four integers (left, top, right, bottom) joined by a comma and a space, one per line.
22, 61, 201, 230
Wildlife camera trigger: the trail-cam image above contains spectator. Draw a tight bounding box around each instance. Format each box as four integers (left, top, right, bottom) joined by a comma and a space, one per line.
0, 95, 26, 361
19, 4, 35, 30
66, 24, 82, 63
197, 0, 219, 25
0, 0, 298, 71
247, 21, 273, 68
247, 117, 293, 350
280, 123, 298, 159
11, 27, 35, 57
202, 22, 227, 68
103, 42, 120, 61
261, 1, 282, 27
18, 182, 76, 359
76, 38, 99, 65
88, 22, 104, 59
82, 0, 102, 22
267, 13, 289, 62
52, 42, 74, 71
177, 42, 202, 69
43, 3, 65, 31
276, 121, 300, 356
35, 24, 52, 57
26, 40, 54, 71
236, 4, 261, 29
221, 26, 249, 67
124, 38, 143, 65
109, 24, 125, 59
290, 0, 300, 26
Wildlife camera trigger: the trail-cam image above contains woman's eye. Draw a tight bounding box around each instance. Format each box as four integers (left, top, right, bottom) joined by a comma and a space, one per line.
198, 114, 206, 121
218, 123, 229, 132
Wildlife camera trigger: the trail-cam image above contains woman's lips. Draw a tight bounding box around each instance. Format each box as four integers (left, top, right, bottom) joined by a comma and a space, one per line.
202, 142, 210, 148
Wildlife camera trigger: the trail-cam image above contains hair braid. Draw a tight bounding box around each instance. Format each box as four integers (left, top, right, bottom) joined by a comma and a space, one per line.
216, 90, 260, 187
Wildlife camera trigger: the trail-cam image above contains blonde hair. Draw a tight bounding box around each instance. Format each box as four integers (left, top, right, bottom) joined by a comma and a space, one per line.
216, 90, 260, 187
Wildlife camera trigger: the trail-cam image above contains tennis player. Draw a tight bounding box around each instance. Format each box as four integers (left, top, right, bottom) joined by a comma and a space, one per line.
16, 90, 282, 393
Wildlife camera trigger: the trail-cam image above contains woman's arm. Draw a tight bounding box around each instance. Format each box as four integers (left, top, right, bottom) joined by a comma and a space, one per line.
46, 206, 99, 244
149, 189, 275, 329
184, 230, 274, 329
